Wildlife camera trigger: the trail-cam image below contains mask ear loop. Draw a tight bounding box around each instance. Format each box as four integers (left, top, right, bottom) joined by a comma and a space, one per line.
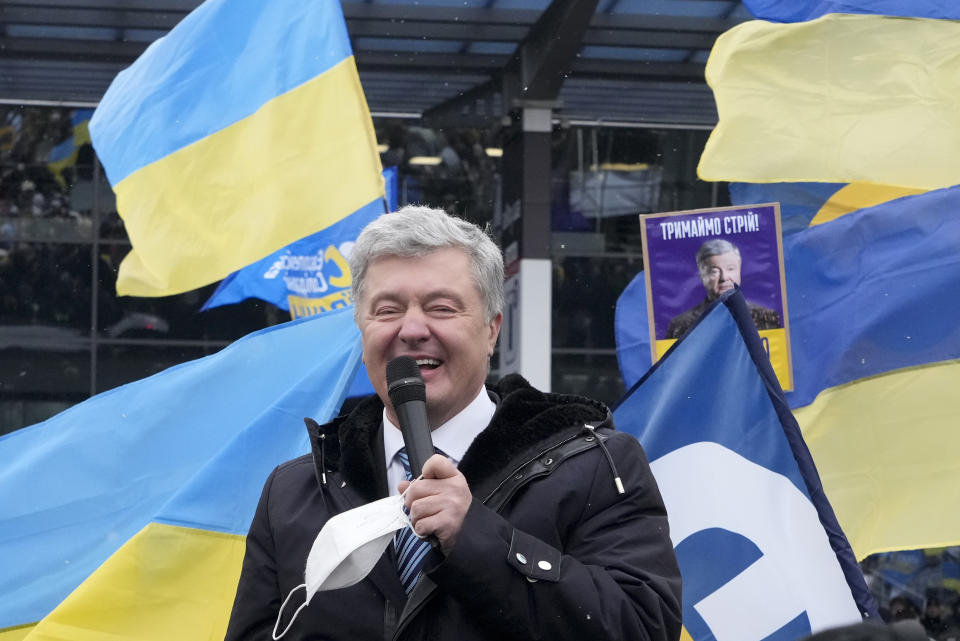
399, 474, 430, 540
272, 583, 309, 640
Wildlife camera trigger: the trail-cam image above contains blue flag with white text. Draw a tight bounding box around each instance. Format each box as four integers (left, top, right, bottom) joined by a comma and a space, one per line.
614, 290, 875, 641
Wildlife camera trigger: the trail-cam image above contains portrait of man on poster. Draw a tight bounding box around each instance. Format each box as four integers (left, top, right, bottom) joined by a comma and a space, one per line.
665, 238, 781, 339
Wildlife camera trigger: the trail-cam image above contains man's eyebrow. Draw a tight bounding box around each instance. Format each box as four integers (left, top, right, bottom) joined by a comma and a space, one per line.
365, 291, 403, 307
365, 289, 466, 306
424, 288, 465, 303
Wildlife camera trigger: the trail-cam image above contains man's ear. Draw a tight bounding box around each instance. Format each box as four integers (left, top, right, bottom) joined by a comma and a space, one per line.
487, 313, 503, 356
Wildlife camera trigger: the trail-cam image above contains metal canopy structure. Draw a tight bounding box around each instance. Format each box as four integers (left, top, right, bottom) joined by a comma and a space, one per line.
0, 0, 750, 126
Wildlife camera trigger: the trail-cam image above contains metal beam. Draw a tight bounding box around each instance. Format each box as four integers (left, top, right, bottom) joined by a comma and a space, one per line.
341, 4, 542, 26
341, 3, 741, 34
0, 0, 199, 11
354, 50, 510, 74
571, 59, 706, 80
0, 6, 183, 29
507, 0, 600, 102
0, 36, 147, 62
347, 19, 526, 43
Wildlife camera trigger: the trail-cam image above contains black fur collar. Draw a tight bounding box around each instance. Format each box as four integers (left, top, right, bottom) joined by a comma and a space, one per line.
306, 374, 611, 502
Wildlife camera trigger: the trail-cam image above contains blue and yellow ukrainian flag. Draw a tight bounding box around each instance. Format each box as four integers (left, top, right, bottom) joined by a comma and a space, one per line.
616, 289, 874, 641
46, 109, 93, 188
615, 185, 960, 560
0, 308, 362, 640
89, 0, 383, 298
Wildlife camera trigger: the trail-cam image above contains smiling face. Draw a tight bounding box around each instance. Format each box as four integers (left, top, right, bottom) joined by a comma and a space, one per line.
702, 251, 742, 300
357, 247, 502, 429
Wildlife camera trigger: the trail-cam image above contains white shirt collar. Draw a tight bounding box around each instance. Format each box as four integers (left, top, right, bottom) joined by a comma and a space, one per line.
382, 385, 496, 469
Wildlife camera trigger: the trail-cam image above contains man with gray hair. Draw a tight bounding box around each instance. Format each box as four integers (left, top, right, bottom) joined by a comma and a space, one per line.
226, 205, 682, 641
666, 237, 781, 339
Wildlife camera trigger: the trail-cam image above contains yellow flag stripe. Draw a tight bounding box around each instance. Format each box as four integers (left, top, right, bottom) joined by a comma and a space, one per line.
810, 183, 926, 227
24, 524, 245, 641
699, 14, 960, 190
0, 624, 35, 641
795, 358, 960, 560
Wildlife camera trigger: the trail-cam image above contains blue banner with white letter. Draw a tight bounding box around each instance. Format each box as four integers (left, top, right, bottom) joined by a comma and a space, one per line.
614, 289, 876, 640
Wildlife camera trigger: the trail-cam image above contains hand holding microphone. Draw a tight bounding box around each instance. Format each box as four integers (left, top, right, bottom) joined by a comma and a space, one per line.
386, 356, 472, 554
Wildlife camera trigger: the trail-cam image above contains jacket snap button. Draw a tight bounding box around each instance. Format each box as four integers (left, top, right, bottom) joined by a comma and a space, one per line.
526, 576, 538, 583
516, 553, 527, 564
514, 473, 523, 480
538, 560, 552, 571
543, 457, 553, 465
585, 436, 595, 442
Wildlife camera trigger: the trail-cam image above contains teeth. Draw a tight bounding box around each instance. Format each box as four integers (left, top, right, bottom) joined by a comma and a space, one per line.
416, 358, 441, 367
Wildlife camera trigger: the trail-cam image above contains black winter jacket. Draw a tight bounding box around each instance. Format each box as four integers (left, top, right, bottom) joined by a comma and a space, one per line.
224, 374, 682, 641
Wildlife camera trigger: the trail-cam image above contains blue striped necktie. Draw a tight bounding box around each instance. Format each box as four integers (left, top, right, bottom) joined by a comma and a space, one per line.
394, 447, 438, 593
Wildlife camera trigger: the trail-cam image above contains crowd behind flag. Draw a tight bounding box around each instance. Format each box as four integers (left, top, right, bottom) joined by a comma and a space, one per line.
616, 289, 874, 641
89, 0, 383, 298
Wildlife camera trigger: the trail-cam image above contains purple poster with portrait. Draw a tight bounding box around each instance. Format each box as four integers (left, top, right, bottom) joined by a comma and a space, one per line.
640, 203, 793, 390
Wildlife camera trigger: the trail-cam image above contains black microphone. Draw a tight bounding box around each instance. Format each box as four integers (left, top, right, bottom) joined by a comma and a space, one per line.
386, 356, 434, 478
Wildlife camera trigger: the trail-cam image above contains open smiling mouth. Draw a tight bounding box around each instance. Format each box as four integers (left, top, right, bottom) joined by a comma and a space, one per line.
416, 358, 442, 371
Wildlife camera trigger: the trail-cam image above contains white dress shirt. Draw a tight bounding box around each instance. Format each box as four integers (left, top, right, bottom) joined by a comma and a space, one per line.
382, 386, 496, 496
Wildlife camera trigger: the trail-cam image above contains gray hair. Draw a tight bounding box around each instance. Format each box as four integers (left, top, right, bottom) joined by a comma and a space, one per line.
696, 238, 740, 282
349, 205, 504, 323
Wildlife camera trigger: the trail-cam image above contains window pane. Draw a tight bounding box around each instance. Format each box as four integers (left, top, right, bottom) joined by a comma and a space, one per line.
551, 352, 624, 407
96, 344, 215, 394
95, 252, 286, 341
0, 344, 91, 433
551, 126, 719, 254
553, 256, 643, 350
0, 400, 74, 436
1, 105, 97, 244
0, 242, 92, 330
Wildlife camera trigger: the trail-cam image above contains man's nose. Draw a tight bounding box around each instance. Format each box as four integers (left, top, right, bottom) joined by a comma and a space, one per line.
397, 310, 430, 343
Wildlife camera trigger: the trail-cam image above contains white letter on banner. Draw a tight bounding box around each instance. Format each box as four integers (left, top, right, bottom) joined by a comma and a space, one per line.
650, 442, 860, 640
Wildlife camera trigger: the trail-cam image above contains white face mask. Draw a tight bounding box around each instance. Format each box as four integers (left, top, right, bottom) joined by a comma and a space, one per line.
273, 494, 413, 640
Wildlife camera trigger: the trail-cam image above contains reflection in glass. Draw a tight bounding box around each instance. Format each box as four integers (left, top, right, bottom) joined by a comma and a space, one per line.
553, 256, 642, 350
96, 345, 212, 395
0, 242, 92, 329
551, 353, 624, 407
0, 345, 90, 434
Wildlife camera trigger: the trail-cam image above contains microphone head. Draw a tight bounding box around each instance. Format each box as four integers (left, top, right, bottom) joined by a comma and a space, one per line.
386, 356, 426, 405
